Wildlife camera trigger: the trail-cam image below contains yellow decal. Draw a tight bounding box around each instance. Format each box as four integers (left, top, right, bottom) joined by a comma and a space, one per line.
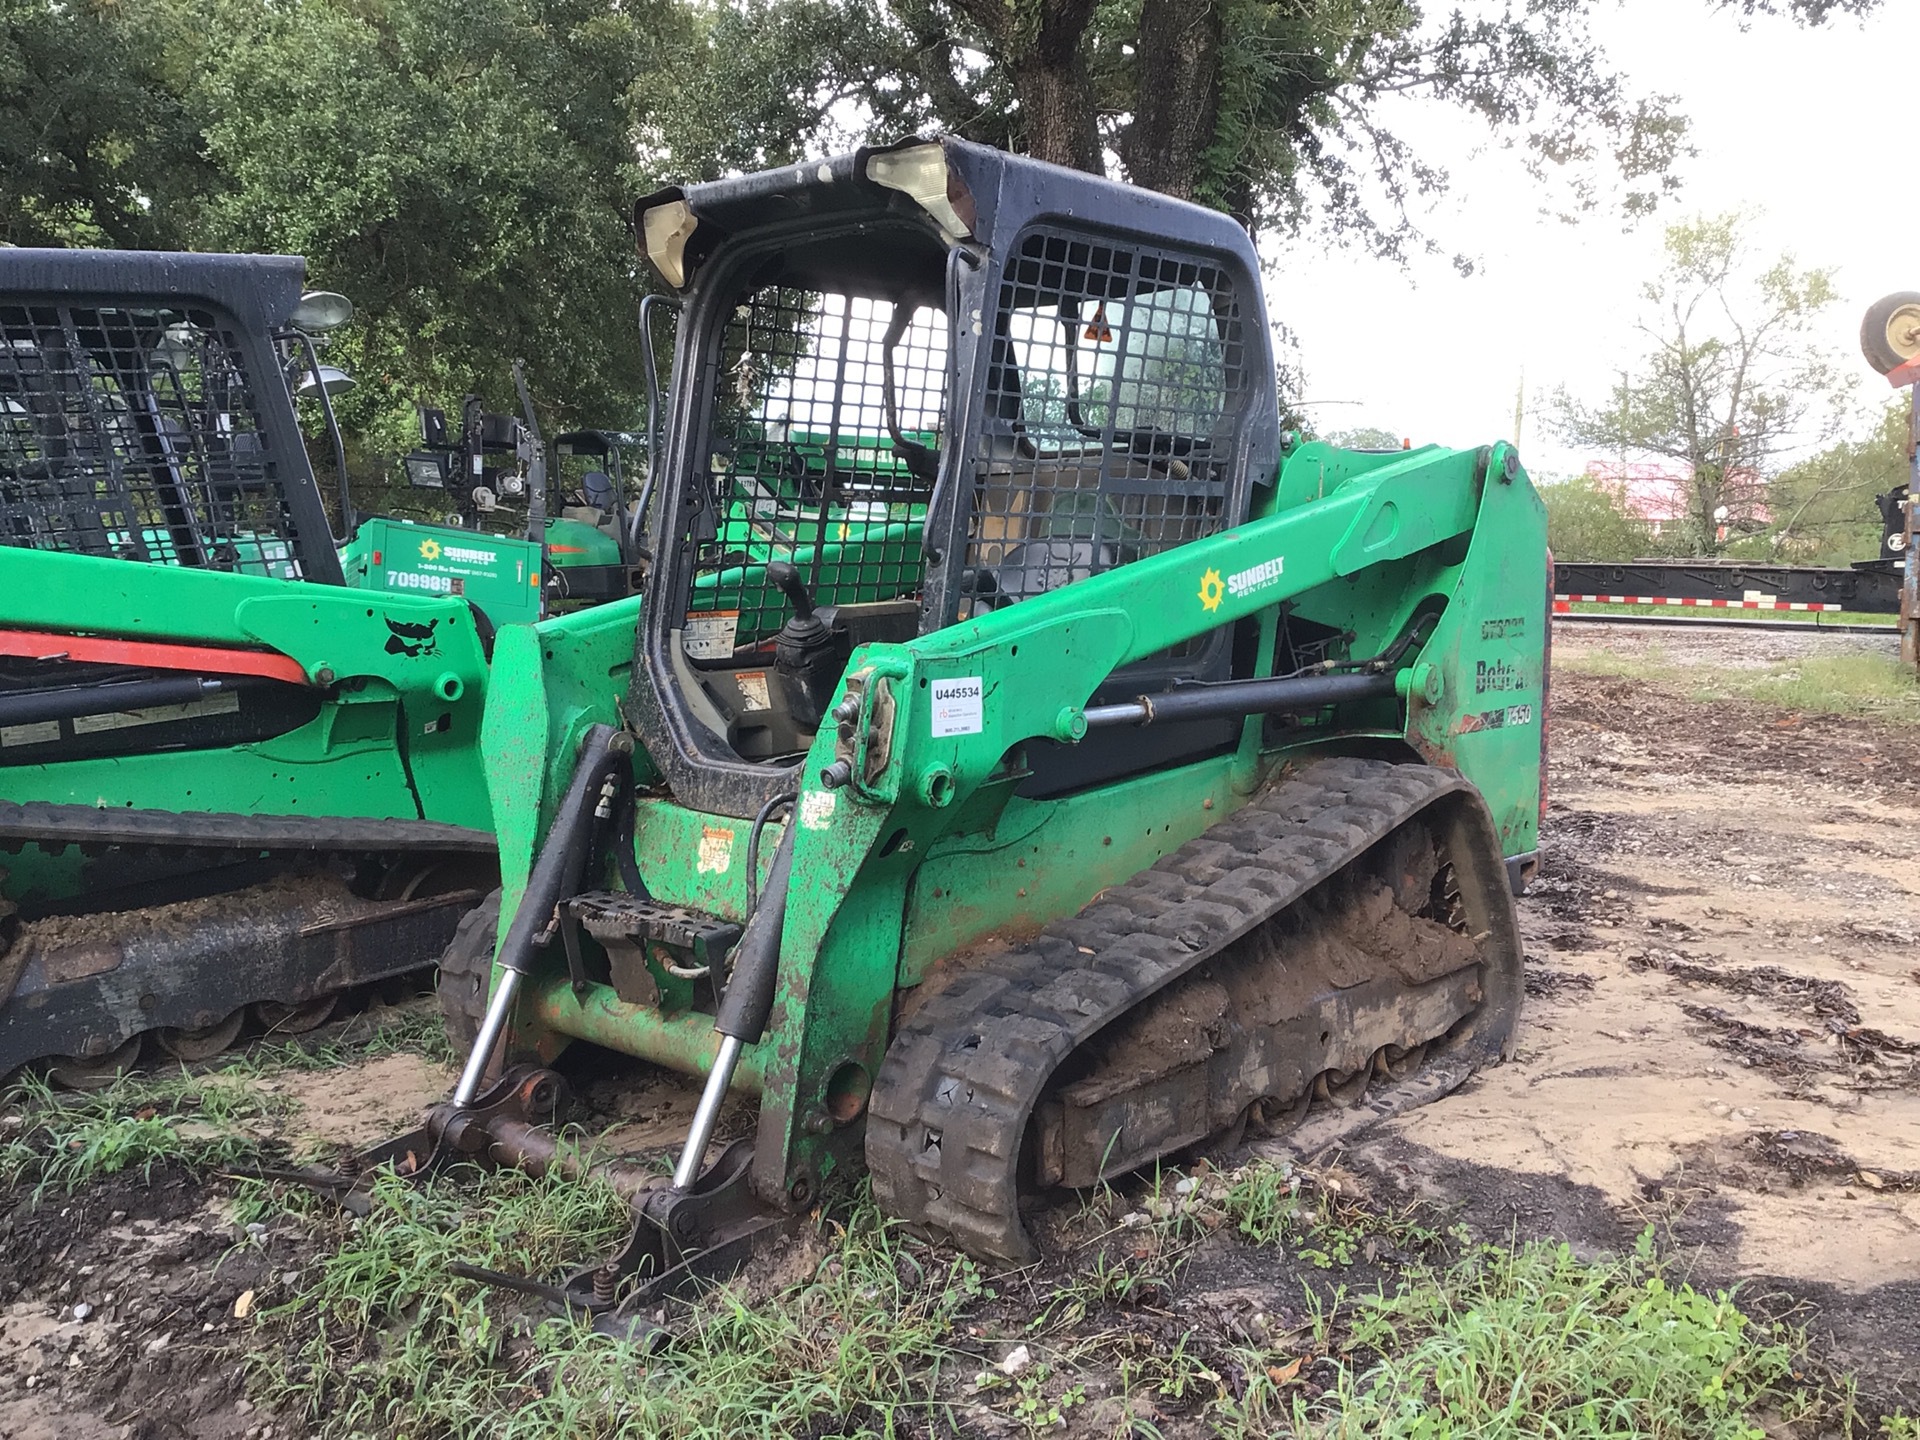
418, 538, 442, 561
1197, 567, 1225, 612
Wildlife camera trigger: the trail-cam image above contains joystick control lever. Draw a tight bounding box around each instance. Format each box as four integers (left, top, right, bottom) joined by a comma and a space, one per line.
766, 561, 847, 731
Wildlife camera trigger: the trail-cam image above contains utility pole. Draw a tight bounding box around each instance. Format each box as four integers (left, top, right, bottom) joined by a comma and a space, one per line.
1512, 370, 1525, 448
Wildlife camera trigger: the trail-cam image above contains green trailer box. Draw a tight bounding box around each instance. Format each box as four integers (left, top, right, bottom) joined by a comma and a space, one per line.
341, 517, 545, 627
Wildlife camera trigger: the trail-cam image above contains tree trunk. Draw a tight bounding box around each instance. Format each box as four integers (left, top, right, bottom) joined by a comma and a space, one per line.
1121, 0, 1222, 199
999, 0, 1104, 174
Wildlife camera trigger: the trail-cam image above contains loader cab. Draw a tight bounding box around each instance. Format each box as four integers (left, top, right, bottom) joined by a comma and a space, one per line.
0, 251, 344, 584
633, 139, 1279, 818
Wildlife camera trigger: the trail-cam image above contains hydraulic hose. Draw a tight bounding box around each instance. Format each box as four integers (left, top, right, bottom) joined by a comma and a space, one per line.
453, 723, 628, 1105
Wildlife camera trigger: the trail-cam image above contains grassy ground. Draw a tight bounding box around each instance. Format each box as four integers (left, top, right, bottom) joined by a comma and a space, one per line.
1557, 645, 1920, 721
0, 1004, 448, 1194
4, 1045, 1914, 1439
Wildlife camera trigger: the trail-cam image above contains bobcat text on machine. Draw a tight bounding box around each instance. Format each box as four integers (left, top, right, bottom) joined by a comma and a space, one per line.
323, 137, 1549, 1316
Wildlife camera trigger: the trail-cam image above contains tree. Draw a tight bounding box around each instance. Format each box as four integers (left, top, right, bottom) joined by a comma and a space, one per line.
1741, 401, 1909, 564
1550, 213, 1844, 555
1324, 426, 1404, 451
803, 0, 1881, 262
0, 0, 828, 493
1539, 475, 1652, 562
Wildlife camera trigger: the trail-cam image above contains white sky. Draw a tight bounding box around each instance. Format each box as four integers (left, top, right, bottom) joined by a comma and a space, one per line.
1263, 0, 1920, 479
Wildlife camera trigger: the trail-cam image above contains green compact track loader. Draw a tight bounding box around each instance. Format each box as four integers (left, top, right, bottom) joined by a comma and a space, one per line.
0, 250, 544, 1081
360, 136, 1547, 1307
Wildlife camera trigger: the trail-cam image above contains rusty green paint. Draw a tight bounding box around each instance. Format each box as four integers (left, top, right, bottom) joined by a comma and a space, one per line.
897, 756, 1244, 985
523, 976, 767, 1093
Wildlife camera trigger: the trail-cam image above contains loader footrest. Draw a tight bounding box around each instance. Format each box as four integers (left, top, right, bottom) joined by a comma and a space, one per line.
556, 890, 741, 990
561, 892, 742, 964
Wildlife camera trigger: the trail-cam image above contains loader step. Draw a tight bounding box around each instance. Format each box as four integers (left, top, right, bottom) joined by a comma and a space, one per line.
560, 891, 743, 959
865, 757, 1524, 1263
0, 800, 495, 855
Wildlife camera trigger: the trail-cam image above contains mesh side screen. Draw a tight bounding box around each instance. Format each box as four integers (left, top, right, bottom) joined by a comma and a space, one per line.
685, 287, 945, 648
967, 231, 1245, 625
0, 301, 305, 576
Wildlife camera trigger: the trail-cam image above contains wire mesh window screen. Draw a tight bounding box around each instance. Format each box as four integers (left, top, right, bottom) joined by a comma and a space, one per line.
0, 301, 305, 576
967, 230, 1245, 617
685, 286, 946, 649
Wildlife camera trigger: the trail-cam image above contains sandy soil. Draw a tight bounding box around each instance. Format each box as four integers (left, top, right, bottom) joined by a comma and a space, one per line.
1352, 622, 1920, 1408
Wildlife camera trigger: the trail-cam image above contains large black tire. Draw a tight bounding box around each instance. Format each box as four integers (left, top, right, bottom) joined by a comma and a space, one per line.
1860, 291, 1920, 376
437, 888, 501, 1057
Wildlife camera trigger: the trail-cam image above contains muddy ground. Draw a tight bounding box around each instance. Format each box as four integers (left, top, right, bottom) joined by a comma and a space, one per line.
1367, 621, 1920, 1413
2, 618, 1918, 1436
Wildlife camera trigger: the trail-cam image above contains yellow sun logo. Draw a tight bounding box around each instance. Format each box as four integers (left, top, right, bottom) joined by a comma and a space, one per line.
1197, 568, 1225, 612
418, 538, 442, 561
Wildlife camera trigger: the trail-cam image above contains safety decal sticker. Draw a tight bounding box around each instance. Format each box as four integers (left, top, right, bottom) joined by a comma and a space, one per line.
801, 790, 837, 830
734, 670, 771, 712
930, 676, 984, 737
683, 610, 740, 661
696, 825, 735, 874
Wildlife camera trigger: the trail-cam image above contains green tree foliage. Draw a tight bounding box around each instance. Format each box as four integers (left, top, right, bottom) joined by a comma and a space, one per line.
1551, 213, 1844, 555
0, 0, 822, 482
1539, 475, 1652, 562
809, 0, 1877, 263
1324, 426, 1405, 451
0, 0, 1885, 491
1736, 401, 1909, 564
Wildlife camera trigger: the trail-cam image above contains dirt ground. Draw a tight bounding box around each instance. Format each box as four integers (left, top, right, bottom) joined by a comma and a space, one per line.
3, 618, 1919, 1435
1356, 621, 1920, 1412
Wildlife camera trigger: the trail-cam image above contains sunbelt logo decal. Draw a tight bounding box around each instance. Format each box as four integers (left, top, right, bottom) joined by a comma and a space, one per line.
1198, 554, 1285, 613
417, 536, 494, 566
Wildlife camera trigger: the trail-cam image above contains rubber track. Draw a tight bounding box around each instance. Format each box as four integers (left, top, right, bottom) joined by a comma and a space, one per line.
866, 757, 1476, 1263
437, 887, 501, 1054
0, 800, 495, 854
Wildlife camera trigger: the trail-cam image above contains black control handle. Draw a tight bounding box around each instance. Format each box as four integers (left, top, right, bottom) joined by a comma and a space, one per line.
765, 560, 815, 621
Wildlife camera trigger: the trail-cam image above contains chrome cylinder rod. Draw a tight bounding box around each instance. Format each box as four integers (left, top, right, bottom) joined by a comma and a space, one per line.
454, 968, 525, 1106
673, 1034, 743, 1189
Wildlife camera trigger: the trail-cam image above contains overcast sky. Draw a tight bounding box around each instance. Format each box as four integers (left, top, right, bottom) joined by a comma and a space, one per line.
1262, 0, 1920, 479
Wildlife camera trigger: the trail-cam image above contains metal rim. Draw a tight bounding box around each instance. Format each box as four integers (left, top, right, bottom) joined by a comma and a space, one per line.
156, 1008, 246, 1063
252, 994, 339, 1036
47, 1034, 143, 1091
1884, 303, 1920, 365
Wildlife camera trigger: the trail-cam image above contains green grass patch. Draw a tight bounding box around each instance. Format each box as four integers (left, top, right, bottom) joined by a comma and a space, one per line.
231, 1158, 1912, 1439
0, 1063, 287, 1193
0, 1002, 449, 1193
1560, 645, 1920, 721
1299, 1233, 1802, 1440
248, 1168, 989, 1439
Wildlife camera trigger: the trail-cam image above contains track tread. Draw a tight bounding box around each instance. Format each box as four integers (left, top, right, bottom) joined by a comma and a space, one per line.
867, 758, 1500, 1263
